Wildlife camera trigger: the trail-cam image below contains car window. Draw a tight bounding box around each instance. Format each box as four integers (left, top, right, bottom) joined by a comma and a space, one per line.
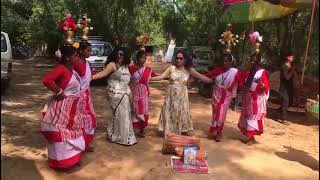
194, 51, 213, 60
1, 33, 7, 52
91, 43, 113, 56
104, 43, 113, 56
91, 44, 104, 56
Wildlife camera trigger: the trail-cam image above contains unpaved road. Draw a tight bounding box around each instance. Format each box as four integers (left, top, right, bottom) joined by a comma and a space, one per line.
1, 58, 319, 180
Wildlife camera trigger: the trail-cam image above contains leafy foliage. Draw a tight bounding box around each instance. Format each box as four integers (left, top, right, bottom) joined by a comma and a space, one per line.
1, 0, 318, 78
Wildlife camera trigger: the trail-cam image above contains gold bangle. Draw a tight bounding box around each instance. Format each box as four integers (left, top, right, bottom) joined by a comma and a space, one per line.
56, 88, 63, 96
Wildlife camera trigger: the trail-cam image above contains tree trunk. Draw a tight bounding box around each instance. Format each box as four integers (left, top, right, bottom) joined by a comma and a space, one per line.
279, 16, 289, 60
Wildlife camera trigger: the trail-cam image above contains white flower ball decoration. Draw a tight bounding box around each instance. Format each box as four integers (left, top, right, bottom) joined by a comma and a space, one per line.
55, 50, 61, 58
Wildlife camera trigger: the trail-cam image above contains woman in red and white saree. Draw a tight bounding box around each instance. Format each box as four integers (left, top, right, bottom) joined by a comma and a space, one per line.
205, 53, 242, 142
129, 51, 158, 137
73, 41, 96, 151
238, 53, 269, 145
40, 45, 85, 169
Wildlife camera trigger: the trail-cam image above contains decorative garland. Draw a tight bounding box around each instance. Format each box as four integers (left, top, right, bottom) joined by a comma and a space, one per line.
249, 31, 263, 53
136, 34, 152, 47
218, 24, 239, 53
77, 15, 93, 41
58, 14, 78, 45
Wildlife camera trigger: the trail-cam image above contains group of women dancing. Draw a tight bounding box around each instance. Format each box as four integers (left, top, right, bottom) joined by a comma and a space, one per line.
40, 42, 269, 170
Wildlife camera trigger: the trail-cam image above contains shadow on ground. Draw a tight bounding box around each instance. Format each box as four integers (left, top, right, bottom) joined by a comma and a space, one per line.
1, 155, 44, 180
275, 146, 319, 171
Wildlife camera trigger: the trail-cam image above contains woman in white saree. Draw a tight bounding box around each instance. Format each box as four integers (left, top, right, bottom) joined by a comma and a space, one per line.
92, 48, 136, 145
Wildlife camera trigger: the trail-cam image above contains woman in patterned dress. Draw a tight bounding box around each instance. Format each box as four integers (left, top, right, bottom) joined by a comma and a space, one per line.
151, 49, 213, 136
129, 50, 158, 137
238, 52, 270, 145
41, 45, 85, 169
92, 48, 137, 145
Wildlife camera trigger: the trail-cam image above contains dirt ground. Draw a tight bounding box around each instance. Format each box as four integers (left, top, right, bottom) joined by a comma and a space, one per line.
1, 58, 319, 180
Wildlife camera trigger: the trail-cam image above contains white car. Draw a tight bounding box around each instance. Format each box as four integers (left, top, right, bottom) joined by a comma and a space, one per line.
1, 31, 12, 93
88, 40, 113, 73
76, 36, 113, 74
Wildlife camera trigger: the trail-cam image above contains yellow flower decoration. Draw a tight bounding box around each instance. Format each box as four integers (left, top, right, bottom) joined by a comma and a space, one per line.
72, 42, 79, 49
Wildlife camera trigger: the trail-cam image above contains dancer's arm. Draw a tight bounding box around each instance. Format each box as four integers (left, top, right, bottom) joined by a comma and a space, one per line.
42, 65, 66, 100
255, 71, 269, 95
190, 68, 213, 84
204, 68, 219, 79
150, 66, 172, 81
151, 70, 159, 77
92, 62, 116, 80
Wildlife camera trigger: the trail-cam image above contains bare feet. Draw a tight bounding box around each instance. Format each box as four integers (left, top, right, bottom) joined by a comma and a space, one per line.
281, 120, 290, 125
214, 132, 222, 142
86, 145, 94, 152
138, 129, 146, 137
209, 131, 217, 140
245, 137, 258, 145
211, 131, 218, 137
135, 129, 146, 137
275, 118, 289, 125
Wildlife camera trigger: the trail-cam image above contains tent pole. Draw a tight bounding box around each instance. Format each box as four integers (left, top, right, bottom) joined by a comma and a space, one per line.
301, 0, 317, 85
251, 20, 254, 32
250, 0, 254, 32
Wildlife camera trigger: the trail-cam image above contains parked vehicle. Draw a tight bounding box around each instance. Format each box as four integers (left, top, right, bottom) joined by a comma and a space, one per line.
1, 31, 13, 93
76, 36, 113, 74
188, 46, 215, 98
190, 46, 215, 73
169, 46, 214, 72
12, 46, 32, 59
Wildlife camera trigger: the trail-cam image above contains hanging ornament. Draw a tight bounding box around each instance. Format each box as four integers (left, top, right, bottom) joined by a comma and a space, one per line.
58, 14, 78, 45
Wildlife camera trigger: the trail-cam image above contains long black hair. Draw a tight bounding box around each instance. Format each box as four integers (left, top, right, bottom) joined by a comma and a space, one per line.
78, 41, 91, 52
135, 50, 146, 65
60, 45, 77, 65
222, 53, 233, 62
106, 47, 130, 66
245, 52, 262, 89
173, 49, 193, 70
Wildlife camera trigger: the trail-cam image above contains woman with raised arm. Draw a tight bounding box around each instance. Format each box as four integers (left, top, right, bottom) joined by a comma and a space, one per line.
151, 49, 213, 136
92, 47, 137, 145
40, 45, 85, 170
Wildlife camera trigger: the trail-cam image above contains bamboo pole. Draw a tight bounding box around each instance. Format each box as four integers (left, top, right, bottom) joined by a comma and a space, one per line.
251, 20, 255, 32
241, 30, 247, 63
301, 0, 317, 85
250, 0, 255, 32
